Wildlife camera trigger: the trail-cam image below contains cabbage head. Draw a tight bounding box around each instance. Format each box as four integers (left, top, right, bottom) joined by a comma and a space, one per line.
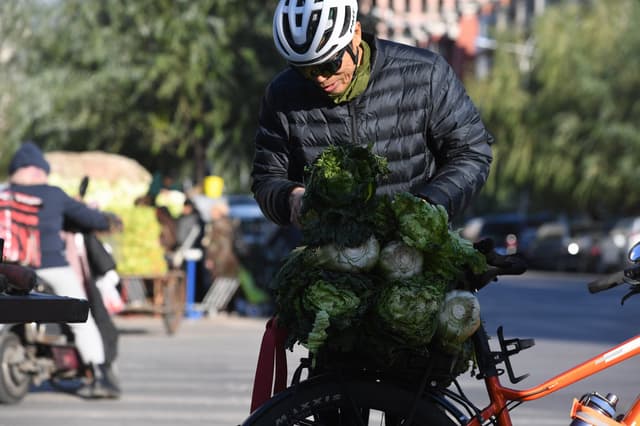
313, 235, 380, 272
304, 280, 362, 322
378, 241, 424, 279
300, 145, 390, 247
303, 280, 362, 353
391, 192, 449, 252
422, 230, 488, 283
375, 274, 447, 347
434, 290, 481, 354
271, 247, 376, 351
303, 144, 388, 208
448, 230, 487, 275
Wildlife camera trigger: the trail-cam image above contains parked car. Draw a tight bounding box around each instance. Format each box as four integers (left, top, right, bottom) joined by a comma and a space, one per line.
226, 195, 301, 291
227, 194, 279, 256
598, 216, 640, 272
461, 213, 550, 256
524, 219, 605, 273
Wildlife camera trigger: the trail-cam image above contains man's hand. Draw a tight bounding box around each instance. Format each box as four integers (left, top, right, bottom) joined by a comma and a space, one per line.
288, 187, 305, 228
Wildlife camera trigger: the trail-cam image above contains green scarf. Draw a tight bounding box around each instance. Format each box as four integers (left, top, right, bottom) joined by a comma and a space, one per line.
329, 40, 371, 104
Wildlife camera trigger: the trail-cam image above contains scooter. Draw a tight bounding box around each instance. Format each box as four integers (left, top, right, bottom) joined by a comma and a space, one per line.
0, 184, 122, 404
0, 276, 97, 404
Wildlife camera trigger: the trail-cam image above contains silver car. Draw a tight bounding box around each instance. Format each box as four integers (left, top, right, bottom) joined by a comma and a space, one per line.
599, 217, 640, 272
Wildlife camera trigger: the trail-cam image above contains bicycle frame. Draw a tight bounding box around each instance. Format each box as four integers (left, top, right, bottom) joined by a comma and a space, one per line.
467, 331, 640, 426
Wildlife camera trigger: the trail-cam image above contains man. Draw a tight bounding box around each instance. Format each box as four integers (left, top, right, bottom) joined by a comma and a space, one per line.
251, 0, 493, 227
8, 141, 121, 398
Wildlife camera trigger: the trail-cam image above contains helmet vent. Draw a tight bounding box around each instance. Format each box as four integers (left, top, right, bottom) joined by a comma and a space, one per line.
340, 6, 353, 37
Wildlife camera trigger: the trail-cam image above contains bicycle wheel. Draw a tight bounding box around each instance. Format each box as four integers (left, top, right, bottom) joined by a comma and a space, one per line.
242, 375, 461, 426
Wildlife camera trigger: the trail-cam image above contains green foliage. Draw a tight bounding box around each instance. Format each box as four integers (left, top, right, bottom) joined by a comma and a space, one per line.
0, 0, 282, 190
469, 0, 640, 216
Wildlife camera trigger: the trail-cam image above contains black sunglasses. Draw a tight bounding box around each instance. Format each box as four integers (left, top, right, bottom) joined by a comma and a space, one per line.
295, 45, 351, 79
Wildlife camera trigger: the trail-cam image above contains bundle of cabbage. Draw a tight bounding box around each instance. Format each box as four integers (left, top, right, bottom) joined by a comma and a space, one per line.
271, 144, 488, 368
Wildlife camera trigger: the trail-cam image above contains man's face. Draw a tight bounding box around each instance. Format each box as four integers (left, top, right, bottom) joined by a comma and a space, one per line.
296, 22, 362, 95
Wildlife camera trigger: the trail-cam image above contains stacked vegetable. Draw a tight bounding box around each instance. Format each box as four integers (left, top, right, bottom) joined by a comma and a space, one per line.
272, 145, 487, 371
102, 206, 168, 277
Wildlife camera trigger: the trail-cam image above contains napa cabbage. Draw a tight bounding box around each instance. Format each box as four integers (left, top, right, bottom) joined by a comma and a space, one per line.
434, 290, 481, 354
300, 144, 389, 247
375, 274, 447, 346
378, 240, 424, 279
313, 235, 380, 272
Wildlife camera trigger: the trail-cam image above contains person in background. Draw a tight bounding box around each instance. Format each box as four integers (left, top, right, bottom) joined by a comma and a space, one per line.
173, 198, 210, 301
146, 171, 182, 206
203, 199, 270, 315
8, 141, 121, 399
251, 0, 493, 227
154, 205, 178, 262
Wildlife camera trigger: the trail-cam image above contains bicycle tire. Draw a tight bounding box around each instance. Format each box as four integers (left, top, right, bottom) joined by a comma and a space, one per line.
242, 375, 461, 426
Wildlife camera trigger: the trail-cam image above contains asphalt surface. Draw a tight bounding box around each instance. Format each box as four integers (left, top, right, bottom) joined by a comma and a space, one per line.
0, 314, 274, 426
0, 271, 638, 426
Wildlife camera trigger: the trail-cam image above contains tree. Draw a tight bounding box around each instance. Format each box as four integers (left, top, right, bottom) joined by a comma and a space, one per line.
468, 0, 640, 217
0, 0, 283, 192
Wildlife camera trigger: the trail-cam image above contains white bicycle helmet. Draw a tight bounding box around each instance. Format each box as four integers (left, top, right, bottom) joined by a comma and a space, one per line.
273, 0, 358, 66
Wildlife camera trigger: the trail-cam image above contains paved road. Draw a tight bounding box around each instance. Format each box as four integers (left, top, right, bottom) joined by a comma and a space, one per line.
0, 271, 638, 426
0, 314, 271, 426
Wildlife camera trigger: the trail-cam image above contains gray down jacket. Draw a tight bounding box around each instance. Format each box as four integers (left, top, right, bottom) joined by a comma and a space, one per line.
251, 33, 493, 226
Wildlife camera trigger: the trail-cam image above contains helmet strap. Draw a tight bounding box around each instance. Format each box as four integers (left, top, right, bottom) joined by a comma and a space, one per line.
345, 43, 360, 77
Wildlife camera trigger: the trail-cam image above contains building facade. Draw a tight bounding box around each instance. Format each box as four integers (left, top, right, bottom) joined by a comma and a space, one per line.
358, 0, 553, 77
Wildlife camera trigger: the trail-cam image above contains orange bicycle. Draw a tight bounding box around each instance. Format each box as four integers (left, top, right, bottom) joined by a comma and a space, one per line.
242, 240, 640, 425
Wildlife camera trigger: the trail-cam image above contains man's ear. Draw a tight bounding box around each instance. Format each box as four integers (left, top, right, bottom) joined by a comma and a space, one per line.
353, 21, 362, 47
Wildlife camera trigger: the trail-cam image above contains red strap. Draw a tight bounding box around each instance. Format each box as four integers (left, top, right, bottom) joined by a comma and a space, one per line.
250, 317, 288, 413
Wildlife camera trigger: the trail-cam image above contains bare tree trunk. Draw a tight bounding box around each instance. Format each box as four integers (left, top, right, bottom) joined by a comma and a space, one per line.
193, 138, 206, 188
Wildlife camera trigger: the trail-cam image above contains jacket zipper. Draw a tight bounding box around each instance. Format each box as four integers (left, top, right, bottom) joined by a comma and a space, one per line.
349, 102, 357, 145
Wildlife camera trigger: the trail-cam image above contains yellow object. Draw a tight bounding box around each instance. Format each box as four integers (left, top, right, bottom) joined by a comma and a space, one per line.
104, 206, 168, 277
204, 176, 224, 198
154, 190, 185, 217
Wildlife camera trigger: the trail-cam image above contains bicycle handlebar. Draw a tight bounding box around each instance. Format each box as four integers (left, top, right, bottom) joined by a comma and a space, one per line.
471, 238, 528, 291
588, 271, 626, 293
588, 263, 640, 294
0, 264, 37, 295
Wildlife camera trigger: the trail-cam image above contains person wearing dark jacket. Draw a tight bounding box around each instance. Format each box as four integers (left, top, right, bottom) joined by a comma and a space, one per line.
252, 0, 493, 227
8, 141, 121, 398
